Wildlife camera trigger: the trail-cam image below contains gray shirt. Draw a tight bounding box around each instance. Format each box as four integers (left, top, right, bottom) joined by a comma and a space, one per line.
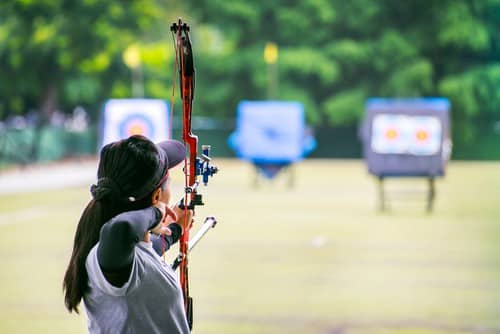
84, 241, 190, 333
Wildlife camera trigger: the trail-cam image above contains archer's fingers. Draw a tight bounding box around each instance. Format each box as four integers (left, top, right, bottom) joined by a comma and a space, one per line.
153, 202, 166, 217
165, 205, 178, 223
160, 226, 173, 236
150, 223, 172, 236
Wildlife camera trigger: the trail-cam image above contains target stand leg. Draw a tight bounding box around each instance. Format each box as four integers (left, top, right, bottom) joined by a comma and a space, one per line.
426, 177, 435, 213
377, 176, 386, 212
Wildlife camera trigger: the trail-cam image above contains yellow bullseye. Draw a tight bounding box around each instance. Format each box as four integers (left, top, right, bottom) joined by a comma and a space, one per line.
128, 124, 145, 136
416, 130, 428, 141
385, 129, 398, 140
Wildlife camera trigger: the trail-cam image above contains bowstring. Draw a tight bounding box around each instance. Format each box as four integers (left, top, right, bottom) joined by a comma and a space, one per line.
169, 29, 179, 140
166, 26, 191, 271
180, 30, 191, 264
163, 28, 181, 264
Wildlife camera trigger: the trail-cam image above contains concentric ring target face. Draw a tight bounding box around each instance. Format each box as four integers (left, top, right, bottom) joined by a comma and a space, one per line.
372, 114, 441, 156
100, 99, 170, 147
119, 113, 155, 138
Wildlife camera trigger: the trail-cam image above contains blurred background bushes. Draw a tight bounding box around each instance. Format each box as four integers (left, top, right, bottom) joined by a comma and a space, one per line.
0, 0, 498, 163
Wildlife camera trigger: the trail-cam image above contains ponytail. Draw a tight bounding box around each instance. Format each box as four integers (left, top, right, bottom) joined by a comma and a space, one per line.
63, 135, 161, 313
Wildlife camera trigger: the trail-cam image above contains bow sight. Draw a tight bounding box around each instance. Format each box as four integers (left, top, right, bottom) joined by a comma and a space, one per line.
200, 145, 219, 185
180, 145, 218, 209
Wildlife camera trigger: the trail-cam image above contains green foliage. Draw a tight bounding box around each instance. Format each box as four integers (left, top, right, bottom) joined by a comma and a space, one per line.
280, 47, 340, 85
0, 0, 498, 145
382, 60, 434, 96
437, 1, 490, 52
323, 88, 365, 124
0, 0, 175, 119
439, 64, 500, 143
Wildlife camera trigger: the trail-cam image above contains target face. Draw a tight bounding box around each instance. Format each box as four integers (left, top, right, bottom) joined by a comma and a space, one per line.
234, 101, 305, 162
372, 115, 410, 154
119, 114, 155, 138
408, 116, 441, 155
101, 99, 170, 147
372, 114, 442, 155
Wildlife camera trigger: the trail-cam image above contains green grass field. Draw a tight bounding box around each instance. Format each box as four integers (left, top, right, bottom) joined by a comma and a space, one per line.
1, 159, 499, 334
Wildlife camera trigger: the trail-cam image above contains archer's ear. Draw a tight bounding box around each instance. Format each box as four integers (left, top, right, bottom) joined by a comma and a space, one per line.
151, 188, 162, 204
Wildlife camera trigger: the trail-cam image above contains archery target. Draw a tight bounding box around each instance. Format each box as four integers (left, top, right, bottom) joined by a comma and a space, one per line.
371, 114, 410, 154
101, 99, 170, 147
119, 114, 155, 138
408, 116, 441, 155
371, 114, 442, 156
234, 101, 305, 162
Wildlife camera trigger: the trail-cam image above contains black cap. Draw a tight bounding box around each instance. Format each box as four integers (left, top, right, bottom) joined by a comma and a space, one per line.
91, 137, 186, 202
131, 139, 185, 201
156, 139, 185, 171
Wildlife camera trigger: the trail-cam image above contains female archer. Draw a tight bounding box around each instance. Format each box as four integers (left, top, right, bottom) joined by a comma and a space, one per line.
63, 134, 191, 333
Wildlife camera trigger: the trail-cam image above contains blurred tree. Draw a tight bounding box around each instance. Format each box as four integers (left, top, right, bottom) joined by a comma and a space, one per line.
188, 0, 499, 144
0, 0, 181, 121
0, 0, 498, 148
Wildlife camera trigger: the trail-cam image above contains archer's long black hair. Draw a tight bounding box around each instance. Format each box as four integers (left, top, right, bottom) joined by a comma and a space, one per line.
63, 135, 161, 313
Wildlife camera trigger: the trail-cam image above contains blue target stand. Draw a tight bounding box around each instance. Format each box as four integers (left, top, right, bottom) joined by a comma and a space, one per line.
100, 99, 171, 148
229, 101, 316, 188
359, 98, 452, 212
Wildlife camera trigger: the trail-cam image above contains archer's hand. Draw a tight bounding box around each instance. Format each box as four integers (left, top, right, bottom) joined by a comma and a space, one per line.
150, 202, 178, 236
167, 204, 194, 233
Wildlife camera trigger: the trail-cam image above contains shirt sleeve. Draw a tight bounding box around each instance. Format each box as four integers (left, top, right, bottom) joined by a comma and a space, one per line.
97, 207, 162, 271
151, 223, 183, 256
